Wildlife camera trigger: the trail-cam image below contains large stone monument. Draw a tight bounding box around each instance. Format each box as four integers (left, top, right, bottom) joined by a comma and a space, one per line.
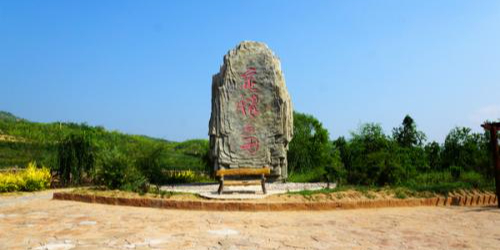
209, 41, 293, 180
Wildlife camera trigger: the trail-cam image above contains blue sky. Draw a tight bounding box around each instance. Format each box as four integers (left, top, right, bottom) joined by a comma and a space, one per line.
1, 1, 499, 142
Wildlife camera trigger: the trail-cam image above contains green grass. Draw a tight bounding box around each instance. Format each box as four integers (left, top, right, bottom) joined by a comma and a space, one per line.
401, 171, 495, 195
71, 186, 199, 199
287, 179, 494, 199
288, 169, 495, 199
394, 189, 407, 199
287, 169, 325, 182
286, 186, 422, 199
287, 185, 378, 197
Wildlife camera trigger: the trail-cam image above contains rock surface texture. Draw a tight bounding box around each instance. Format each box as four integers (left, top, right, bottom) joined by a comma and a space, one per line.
209, 41, 293, 180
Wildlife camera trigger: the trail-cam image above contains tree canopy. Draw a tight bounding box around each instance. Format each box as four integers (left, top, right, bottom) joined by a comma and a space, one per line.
392, 115, 426, 148
287, 112, 343, 181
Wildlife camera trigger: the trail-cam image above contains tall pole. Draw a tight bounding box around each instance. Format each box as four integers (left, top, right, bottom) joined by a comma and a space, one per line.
490, 127, 500, 208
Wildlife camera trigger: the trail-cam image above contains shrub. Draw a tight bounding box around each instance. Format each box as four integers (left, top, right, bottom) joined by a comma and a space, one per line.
57, 133, 95, 186
323, 163, 346, 186
136, 146, 165, 188
120, 166, 148, 193
450, 165, 461, 180
0, 161, 51, 192
95, 149, 147, 193
394, 188, 408, 199
0, 171, 22, 192
164, 170, 207, 184
288, 168, 325, 182
410, 171, 453, 185
23, 162, 51, 191
460, 171, 485, 189
401, 170, 493, 194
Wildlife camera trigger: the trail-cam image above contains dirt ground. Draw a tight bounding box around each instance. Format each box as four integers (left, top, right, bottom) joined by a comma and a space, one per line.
1, 190, 500, 250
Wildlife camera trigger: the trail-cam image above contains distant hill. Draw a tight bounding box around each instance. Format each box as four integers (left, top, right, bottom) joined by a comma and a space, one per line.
0, 110, 209, 170
0, 111, 25, 123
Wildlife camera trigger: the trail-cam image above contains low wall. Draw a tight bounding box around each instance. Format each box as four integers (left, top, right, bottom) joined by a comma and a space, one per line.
52, 192, 498, 211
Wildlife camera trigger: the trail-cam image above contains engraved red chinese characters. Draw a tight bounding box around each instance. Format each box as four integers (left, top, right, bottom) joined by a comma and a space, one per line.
236, 94, 260, 118
240, 136, 260, 155
238, 67, 261, 155
240, 67, 257, 91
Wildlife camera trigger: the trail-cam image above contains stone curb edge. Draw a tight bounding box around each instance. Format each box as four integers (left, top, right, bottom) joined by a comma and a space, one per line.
52, 192, 498, 211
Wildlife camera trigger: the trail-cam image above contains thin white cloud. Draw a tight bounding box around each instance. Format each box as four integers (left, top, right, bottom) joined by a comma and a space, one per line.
469, 105, 500, 125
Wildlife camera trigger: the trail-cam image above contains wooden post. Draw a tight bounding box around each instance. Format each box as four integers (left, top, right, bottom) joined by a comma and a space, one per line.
491, 127, 500, 208
483, 123, 500, 208
218, 175, 224, 195
261, 173, 267, 194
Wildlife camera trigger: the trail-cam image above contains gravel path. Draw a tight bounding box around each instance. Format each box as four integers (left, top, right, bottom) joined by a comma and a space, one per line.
1, 191, 500, 249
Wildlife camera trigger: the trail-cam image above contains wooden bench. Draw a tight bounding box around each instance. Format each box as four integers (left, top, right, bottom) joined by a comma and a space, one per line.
216, 167, 271, 194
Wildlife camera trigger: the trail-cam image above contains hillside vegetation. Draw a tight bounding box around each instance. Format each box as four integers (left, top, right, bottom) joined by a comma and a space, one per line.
287, 112, 496, 194
0, 111, 209, 171
0, 110, 497, 195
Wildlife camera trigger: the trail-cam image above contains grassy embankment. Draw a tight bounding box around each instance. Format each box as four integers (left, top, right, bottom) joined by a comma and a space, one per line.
0, 111, 209, 173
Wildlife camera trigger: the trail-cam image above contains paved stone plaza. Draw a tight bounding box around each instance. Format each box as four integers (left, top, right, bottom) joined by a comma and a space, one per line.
1, 190, 500, 250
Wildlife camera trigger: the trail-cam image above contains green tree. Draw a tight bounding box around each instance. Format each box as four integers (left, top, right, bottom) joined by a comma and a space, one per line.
57, 133, 95, 186
392, 115, 428, 172
287, 112, 341, 178
442, 127, 490, 176
348, 123, 404, 185
424, 141, 442, 170
392, 115, 427, 148
323, 144, 346, 186
333, 136, 351, 175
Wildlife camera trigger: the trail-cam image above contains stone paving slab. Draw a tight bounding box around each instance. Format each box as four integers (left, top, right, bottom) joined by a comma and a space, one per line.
1, 191, 500, 250
0, 189, 69, 208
